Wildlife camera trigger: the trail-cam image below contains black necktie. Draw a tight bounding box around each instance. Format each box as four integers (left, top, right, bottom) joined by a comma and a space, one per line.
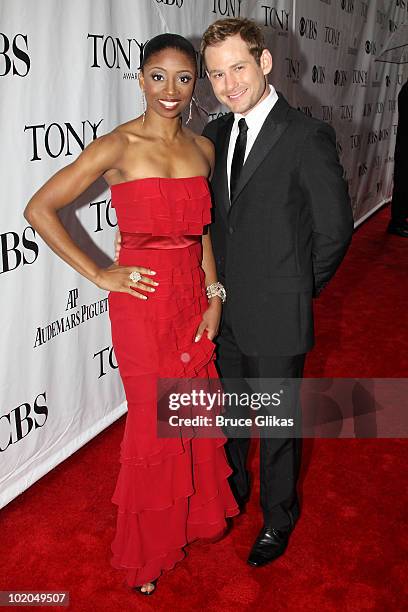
230, 118, 248, 203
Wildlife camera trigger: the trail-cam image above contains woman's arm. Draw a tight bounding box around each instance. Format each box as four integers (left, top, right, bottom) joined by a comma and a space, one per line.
24, 133, 122, 283
24, 133, 157, 298
201, 230, 219, 289
194, 136, 223, 342
195, 228, 222, 342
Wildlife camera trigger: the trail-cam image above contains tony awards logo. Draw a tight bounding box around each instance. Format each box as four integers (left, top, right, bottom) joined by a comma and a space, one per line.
88, 34, 147, 80
24, 120, 104, 162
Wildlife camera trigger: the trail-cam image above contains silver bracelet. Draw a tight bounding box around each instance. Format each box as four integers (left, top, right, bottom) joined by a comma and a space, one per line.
206, 281, 226, 303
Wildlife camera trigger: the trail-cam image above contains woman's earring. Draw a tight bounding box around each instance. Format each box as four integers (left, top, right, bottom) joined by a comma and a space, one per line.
186, 97, 194, 124
190, 94, 208, 118
141, 91, 146, 125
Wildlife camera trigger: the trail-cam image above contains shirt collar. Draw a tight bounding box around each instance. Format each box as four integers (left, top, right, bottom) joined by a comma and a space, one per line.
233, 84, 277, 130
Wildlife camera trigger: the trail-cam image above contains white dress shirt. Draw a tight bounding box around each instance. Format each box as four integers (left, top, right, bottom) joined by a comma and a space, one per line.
227, 84, 279, 197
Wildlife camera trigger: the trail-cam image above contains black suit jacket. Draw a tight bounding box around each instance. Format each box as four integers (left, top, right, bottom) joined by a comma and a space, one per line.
203, 93, 354, 356
391, 79, 408, 220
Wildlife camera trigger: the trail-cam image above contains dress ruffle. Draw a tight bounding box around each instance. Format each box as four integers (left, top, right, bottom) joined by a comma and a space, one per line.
108, 176, 239, 588
110, 176, 212, 236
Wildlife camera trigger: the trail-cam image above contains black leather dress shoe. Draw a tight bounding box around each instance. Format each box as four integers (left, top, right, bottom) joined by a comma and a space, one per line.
247, 526, 292, 567
387, 220, 408, 237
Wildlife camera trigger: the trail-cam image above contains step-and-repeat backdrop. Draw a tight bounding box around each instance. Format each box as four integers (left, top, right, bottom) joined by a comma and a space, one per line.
1, 0, 407, 508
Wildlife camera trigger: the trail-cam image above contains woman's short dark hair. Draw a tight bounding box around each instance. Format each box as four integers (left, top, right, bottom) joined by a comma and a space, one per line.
141, 33, 197, 71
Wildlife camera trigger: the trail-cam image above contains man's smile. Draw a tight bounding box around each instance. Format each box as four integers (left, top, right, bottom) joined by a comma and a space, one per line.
227, 88, 248, 101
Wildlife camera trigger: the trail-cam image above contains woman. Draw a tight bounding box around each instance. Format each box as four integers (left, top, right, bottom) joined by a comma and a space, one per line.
24, 34, 239, 596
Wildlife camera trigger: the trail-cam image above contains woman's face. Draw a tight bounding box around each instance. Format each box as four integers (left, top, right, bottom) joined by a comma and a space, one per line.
139, 47, 196, 119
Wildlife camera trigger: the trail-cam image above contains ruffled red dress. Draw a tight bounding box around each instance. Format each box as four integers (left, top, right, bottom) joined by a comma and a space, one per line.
108, 176, 239, 587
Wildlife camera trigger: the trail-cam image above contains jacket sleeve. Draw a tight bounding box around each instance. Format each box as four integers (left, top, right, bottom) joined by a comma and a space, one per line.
299, 122, 354, 297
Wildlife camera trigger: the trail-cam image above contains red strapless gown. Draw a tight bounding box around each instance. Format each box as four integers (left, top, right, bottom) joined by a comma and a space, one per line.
108, 176, 239, 587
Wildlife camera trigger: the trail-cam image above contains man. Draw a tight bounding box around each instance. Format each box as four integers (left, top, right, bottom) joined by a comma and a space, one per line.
387, 78, 408, 237
200, 18, 353, 567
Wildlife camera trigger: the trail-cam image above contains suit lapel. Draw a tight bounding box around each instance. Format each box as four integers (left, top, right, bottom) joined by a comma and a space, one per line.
214, 114, 234, 219
229, 93, 291, 209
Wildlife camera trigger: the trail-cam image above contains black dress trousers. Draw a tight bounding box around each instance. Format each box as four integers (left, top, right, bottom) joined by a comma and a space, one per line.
216, 302, 306, 531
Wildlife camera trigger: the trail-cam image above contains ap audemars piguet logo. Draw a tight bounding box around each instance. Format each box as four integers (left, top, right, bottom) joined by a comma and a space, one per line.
33, 288, 108, 348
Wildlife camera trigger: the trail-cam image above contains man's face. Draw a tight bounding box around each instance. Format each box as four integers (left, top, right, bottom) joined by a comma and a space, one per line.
204, 34, 272, 115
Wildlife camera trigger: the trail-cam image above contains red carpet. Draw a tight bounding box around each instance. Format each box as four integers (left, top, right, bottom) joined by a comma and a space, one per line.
1, 206, 407, 611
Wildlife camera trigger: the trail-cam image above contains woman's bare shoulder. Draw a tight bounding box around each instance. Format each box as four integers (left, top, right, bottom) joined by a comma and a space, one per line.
192, 132, 215, 165
71, 126, 133, 177
87, 129, 127, 155
112, 117, 144, 141
87, 118, 143, 160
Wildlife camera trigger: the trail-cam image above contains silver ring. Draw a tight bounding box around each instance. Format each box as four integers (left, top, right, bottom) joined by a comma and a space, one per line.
129, 271, 142, 283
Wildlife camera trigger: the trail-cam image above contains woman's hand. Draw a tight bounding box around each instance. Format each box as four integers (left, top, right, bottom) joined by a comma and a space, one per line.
194, 298, 222, 342
114, 229, 122, 264
95, 264, 158, 300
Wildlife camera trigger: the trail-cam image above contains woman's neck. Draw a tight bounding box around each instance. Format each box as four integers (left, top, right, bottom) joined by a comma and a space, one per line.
142, 111, 183, 142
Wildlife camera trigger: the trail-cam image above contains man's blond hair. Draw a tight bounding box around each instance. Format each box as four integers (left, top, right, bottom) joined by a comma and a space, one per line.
201, 18, 266, 65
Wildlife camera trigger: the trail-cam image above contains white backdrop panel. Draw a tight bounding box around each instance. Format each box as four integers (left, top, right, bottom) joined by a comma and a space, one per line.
1, 0, 407, 508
